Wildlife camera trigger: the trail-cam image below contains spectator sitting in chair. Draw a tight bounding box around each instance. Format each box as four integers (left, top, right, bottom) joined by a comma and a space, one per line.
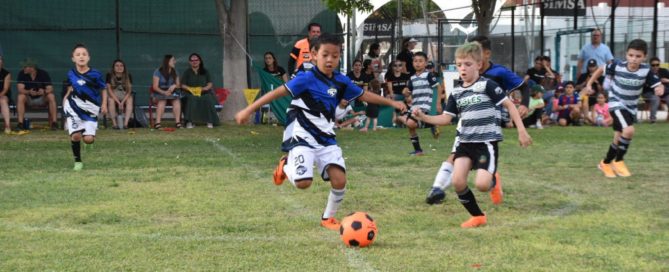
152, 54, 182, 129
106, 59, 133, 129
0, 55, 11, 133
16, 58, 58, 130
181, 53, 219, 129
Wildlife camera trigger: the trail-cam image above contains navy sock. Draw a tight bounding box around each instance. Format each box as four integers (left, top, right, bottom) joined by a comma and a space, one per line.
71, 141, 82, 162
457, 187, 484, 216
410, 136, 422, 151
615, 137, 631, 161
603, 144, 617, 164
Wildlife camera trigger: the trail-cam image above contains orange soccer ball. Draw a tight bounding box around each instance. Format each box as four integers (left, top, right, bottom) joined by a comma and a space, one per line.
339, 212, 377, 247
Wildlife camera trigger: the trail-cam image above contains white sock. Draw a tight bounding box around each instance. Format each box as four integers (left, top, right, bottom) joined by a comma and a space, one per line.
322, 188, 346, 219
283, 162, 297, 187
432, 161, 453, 190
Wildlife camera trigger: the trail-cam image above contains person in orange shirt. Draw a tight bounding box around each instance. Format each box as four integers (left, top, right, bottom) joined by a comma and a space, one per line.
288, 22, 321, 76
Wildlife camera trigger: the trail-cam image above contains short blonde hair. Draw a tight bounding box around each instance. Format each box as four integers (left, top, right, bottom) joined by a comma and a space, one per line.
455, 42, 483, 63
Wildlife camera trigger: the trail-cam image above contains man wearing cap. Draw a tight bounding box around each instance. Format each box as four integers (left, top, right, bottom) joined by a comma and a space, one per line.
642, 57, 669, 123
16, 58, 58, 130
576, 58, 604, 120
576, 28, 613, 79
396, 37, 418, 75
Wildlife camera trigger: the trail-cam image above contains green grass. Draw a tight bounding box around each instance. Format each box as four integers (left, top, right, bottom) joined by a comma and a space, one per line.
1, 123, 669, 271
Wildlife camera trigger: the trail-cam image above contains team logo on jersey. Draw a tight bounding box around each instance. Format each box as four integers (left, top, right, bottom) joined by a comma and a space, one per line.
77, 79, 86, 86
296, 165, 307, 175
327, 88, 337, 97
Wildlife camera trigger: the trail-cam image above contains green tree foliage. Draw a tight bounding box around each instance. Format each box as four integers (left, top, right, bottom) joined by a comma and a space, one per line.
322, 0, 374, 16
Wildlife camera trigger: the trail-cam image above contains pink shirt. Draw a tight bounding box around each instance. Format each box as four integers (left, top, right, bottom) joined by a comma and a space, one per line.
594, 103, 610, 119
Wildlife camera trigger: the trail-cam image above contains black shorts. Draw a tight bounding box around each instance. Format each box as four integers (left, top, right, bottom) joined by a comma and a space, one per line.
366, 103, 379, 118
611, 109, 635, 132
453, 142, 499, 173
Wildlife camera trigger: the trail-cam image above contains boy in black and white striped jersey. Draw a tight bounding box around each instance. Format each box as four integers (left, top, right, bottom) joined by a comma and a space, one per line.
413, 42, 531, 228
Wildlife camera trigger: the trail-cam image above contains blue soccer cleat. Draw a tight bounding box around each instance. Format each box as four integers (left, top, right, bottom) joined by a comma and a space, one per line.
426, 187, 445, 205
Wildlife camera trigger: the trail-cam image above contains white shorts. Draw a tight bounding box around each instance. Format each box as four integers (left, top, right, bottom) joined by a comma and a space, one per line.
64, 102, 97, 136
285, 145, 346, 181
66, 117, 97, 136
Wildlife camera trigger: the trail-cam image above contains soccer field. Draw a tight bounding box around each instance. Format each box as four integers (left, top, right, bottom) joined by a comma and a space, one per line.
1, 124, 668, 271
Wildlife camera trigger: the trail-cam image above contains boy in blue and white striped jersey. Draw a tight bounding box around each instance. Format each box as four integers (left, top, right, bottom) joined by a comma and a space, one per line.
584, 39, 664, 178
413, 42, 531, 228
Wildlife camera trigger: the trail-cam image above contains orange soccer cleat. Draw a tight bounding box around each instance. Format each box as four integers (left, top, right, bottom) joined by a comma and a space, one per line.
611, 160, 631, 177
320, 217, 341, 231
273, 155, 287, 185
460, 215, 487, 228
598, 160, 617, 178
490, 172, 503, 205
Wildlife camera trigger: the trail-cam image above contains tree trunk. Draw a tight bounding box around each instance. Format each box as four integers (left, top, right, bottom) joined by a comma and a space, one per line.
472, 0, 497, 37
215, 0, 248, 121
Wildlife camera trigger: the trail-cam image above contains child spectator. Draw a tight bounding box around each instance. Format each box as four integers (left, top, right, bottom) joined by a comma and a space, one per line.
555, 81, 581, 126
334, 99, 364, 129
234, 34, 405, 230
524, 85, 545, 129
64, 44, 107, 171
384, 60, 411, 127
413, 42, 531, 228
589, 93, 612, 127
584, 39, 664, 178
360, 79, 382, 132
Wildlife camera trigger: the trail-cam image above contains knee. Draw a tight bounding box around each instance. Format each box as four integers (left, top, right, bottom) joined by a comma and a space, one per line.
83, 136, 95, 144
451, 177, 467, 191
622, 127, 635, 138
475, 181, 490, 192
71, 133, 82, 142
295, 179, 312, 189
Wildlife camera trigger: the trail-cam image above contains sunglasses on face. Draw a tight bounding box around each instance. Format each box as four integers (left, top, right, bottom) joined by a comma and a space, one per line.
651, 63, 660, 67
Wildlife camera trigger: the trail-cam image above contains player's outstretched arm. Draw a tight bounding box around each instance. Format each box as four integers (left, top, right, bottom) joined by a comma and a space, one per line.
412, 108, 452, 126
583, 66, 604, 95
235, 86, 289, 124
359, 91, 406, 113
503, 99, 532, 148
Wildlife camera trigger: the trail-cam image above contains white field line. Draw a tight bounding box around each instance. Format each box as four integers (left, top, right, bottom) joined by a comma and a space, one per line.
496, 183, 583, 228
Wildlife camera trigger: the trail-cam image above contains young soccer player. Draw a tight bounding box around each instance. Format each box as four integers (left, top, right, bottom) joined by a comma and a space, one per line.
413, 42, 531, 228
400, 52, 445, 155
584, 39, 664, 178
425, 35, 529, 205
235, 34, 406, 230
63, 44, 107, 171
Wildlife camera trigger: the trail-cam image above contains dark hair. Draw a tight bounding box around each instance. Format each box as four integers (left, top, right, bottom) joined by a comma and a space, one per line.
564, 81, 575, 88
109, 59, 131, 92
542, 55, 551, 62
362, 59, 373, 73
468, 35, 491, 51
308, 22, 321, 32
367, 43, 380, 58
351, 59, 363, 66
627, 39, 648, 55
534, 56, 543, 62
72, 43, 88, 54
188, 53, 208, 75
264, 51, 279, 70
308, 37, 319, 50
414, 51, 428, 60
159, 54, 177, 82
313, 33, 342, 52
369, 79, 381, 92
650, 56, 661, 63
